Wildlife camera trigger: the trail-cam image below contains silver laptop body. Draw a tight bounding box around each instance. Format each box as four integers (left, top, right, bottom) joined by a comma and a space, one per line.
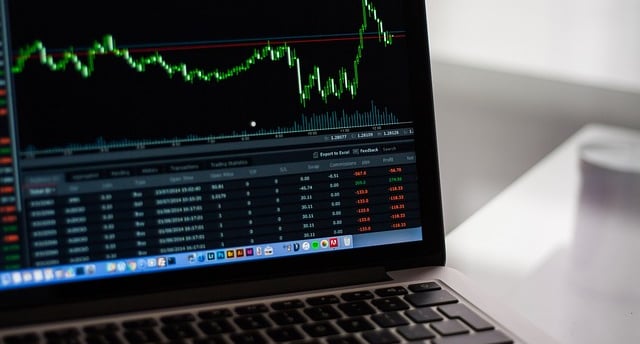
0, 1, 554, 343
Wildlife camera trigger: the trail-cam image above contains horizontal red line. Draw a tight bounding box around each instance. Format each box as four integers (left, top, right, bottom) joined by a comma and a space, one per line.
141, 34, 405, 54
23, 34, 406, 59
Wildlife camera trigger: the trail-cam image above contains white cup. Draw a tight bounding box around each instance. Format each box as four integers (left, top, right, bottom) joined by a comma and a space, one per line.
571, 141, 640, 300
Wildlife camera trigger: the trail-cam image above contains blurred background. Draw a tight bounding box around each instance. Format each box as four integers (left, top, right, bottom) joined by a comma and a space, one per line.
425, 0, 640, 230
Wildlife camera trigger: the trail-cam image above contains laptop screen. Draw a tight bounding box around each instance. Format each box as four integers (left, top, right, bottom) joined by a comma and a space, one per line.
0, 0, 437, 293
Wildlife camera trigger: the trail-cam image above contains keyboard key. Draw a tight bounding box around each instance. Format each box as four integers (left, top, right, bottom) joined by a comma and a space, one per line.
404, 290, 457, 307
84, 323, 119, 334
161, 323, 199, 339
193, 337, 228, 344
408, 281, 441, 292
374, 286, 408, 297
306, 295, 340, 305
4, 333, 40, 344
405, 307, 443, 323
338, 301, 376, 316
161, 313, 196, 324
85, 333, 123, 344
305, 305, 342, 320
431, 320, 470, 336
266, 326, 304, 342
198, 309, 233, 319
235, 304, 268, 315
44, 328, 80, 340
123, 328, 161, 343
44, 329, 82, 344
234, 314, 271, 330
371, 297, 410, 312
269, 309, 307, 325
198, 319, 234, 335
229, 331, 266, 344
362, 329, 401, 344
432, 330, 514, 344
438, 303, 494, 331
371, 312, 409, 328
122, 318, 158, 329
86, 336, 108, 344
302, 322, 339, 337
397, 324, 436, 341
271, 299, 304, 310
327, 336, 361, 344
341, 290, 375, 301
47, 338, 83, 344
337, 317, 375, 332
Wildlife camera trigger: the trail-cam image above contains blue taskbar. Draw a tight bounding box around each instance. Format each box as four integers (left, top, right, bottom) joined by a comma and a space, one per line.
0, 227, 422, 291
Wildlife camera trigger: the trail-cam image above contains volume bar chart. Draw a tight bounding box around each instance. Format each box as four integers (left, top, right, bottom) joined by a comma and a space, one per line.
22, 101, 400, 156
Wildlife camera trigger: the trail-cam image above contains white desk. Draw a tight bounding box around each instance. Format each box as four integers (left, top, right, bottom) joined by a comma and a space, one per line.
446, 124, 640, 344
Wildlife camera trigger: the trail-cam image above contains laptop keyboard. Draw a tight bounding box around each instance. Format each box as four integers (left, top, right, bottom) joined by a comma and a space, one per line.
2, 281, 514, 344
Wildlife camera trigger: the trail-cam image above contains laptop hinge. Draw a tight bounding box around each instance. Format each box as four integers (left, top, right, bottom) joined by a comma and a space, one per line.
0, 266, 390, 327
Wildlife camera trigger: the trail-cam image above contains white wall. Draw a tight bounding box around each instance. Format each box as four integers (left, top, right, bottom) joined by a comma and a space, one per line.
427, 0, 640, 93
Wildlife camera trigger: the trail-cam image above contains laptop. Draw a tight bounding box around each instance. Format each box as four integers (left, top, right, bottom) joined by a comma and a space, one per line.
0, 0, 554, 343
